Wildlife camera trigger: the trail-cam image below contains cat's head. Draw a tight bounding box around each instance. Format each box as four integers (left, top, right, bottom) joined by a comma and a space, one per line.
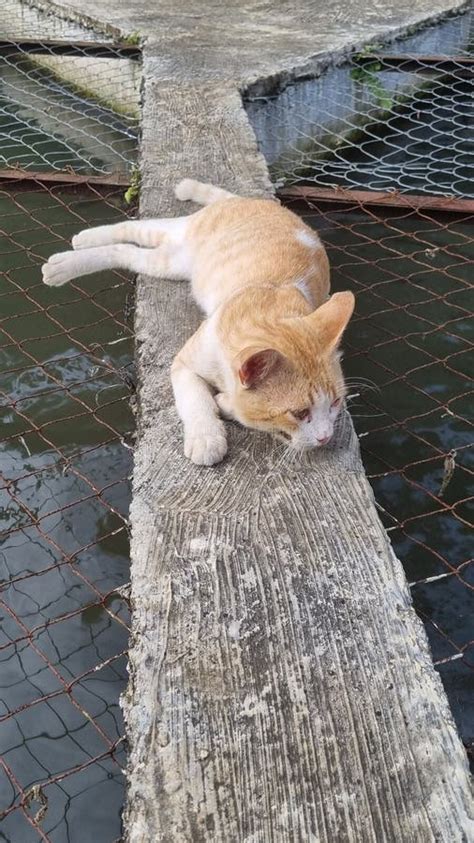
231, 291, 355, 449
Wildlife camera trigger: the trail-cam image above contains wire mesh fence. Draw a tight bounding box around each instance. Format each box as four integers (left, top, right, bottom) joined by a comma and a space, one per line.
1, 0, 118, 43
246, 5, 473, 198
245, 3, 473, 770
0, 4, 138, 838
0, 1, 140, 183
1, 0, 473, 839
0, 178, 135, 842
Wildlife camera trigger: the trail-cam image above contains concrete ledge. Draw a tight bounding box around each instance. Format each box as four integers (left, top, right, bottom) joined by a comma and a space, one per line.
125, 75, 472, 843
29, 1, 473, 839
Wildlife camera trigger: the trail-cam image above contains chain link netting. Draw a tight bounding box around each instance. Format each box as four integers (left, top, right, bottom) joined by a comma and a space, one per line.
0, 177, 135, 841
246, 6, 473, 198
245, 3, 473, 769
0, 1, 139, 182
1, 2, 473, 840
0, 5, 137, 836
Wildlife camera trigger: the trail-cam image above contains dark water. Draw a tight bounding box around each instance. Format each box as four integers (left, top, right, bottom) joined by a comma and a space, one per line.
297, 200, 473, 768
0, 184, 134, 841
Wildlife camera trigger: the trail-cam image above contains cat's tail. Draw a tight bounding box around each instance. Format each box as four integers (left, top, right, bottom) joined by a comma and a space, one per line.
175, 178, 235, 205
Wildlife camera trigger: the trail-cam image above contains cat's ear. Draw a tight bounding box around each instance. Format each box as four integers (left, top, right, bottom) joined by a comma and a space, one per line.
238, 348, 283, 388
309, 291, 355, 351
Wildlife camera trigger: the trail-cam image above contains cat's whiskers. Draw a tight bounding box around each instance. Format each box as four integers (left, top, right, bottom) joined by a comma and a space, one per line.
344, 378, 381, 393
334, 410, 350, 442
349, 410, 385, 418
270, 437, 304, 472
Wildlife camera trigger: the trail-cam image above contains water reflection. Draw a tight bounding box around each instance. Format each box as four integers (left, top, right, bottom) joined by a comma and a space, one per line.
1, 184, 133, 840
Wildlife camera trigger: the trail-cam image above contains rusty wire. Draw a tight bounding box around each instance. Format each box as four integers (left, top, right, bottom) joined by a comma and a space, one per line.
0, 4, 473, 841
1, 178, 135, 841
245, 1, 474, 770
281, 192, 473, 767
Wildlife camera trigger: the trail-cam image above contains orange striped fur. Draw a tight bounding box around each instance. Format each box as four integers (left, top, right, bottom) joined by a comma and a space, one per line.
42, 178, 354, 465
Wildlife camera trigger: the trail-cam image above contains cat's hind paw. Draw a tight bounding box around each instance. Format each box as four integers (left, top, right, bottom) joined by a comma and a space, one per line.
175, 179, 196, 202
42, 251, 79, 286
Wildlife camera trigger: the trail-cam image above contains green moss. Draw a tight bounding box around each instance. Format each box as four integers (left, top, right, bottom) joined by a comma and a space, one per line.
122, 31, 141, 45
351, 62, 395, 111
355, 43, 384, 58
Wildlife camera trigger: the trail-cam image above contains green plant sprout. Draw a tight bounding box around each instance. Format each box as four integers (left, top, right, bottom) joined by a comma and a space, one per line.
124, 166, 140, 204
123, 32, 141, 45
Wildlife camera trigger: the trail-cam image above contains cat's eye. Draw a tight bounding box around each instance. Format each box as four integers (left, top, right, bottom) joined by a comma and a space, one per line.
292, 407, 311, 422
331, 397, 342, 409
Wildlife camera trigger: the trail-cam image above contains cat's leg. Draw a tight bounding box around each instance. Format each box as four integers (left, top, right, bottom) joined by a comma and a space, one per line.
214, 392, 235, 420
71, 216, 191, 250
171, 329, 227, 466
42, 241, 189, 287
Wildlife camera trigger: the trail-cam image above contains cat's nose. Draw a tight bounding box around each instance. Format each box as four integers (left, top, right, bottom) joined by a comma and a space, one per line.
317, 435, 331, 445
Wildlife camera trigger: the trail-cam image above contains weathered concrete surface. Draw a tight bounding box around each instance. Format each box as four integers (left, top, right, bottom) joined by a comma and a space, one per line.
27, 0, 469, 87
33, 0, 473, 840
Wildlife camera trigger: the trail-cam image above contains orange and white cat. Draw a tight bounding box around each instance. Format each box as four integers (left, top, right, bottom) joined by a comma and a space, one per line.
42, 178, 354, 465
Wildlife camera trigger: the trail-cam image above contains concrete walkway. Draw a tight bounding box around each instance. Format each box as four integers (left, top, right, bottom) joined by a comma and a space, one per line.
39, 0, 473, 840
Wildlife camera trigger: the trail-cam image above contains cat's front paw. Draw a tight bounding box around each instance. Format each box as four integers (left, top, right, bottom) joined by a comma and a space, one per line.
184, 429, 228, 466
